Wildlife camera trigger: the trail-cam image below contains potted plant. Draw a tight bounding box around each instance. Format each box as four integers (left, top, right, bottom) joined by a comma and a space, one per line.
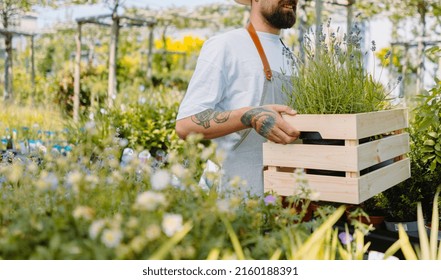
383, 189, 441, 259
346, 193, 388, 229
263, 20, 409, 205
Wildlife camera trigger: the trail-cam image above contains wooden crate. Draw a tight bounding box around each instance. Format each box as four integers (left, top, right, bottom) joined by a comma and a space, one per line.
263, 108, 411, 204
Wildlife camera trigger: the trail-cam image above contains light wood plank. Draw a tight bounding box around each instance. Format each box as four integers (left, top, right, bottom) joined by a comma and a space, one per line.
264, 170, 360, 204
263, 142, 358, 171
282, 109, 408, 140
356, 109, 409, 139
358, 158, 411, 202
357, 133, 410, 170
263, 158, 410, 204
346, 140, 360, 178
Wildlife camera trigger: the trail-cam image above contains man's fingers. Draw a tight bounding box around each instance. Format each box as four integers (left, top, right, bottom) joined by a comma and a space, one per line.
267, 127, 299, 144
279, 121, 300, 138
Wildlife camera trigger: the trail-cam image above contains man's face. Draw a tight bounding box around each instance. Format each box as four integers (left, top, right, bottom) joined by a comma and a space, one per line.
260, 0, 298, 29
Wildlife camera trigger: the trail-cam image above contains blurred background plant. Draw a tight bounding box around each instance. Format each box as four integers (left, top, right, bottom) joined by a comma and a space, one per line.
381, 46, 441, 222
0, 127, 370, 260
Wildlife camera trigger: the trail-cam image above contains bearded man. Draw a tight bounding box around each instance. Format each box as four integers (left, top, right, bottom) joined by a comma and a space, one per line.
176, 0, 300, 196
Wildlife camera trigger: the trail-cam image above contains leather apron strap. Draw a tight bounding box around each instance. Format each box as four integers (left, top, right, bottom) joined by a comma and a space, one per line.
246, 22, 273, 81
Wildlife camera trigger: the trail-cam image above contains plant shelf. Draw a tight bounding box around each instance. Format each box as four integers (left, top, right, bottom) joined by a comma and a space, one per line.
263, 108, 411, 204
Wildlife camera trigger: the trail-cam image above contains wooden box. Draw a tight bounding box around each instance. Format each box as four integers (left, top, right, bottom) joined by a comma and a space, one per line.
263, 109, 411, 204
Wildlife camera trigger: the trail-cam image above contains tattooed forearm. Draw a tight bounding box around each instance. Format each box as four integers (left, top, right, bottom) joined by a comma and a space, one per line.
241, 108, 276, 138
191, 109, 231, 129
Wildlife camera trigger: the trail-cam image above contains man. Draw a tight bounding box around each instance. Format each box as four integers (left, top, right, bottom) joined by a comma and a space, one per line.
175, 0, 300, 196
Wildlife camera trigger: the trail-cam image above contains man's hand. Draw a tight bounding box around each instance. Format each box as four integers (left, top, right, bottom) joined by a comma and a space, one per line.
240, 105, 300, 144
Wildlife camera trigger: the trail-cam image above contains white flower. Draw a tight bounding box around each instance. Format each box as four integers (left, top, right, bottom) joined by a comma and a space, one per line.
85, 121, 95, 130
89, 219, 106, 239
162, 213, 183, 237
309, 191, 321, 201
119, 138, 129, 148
200, 146, 214, 160
85, 174, 99, 187
145, 224, 161, 241
67, 170, 82, 186
73, 206, 94, 220
216, 199, 231, 213
36, 172, 59, 191
101, 228, 123, 248
150, 169, 171, 190
135, 191, 166, 211
37, 143, 47, 153
170, 163, 186, 178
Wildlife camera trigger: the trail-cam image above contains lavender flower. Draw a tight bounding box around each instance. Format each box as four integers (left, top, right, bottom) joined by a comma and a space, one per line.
264, 195, 277, 205
338, 232, 354, 245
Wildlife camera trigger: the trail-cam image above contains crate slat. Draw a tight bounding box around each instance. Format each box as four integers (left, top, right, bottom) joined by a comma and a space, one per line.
357, 133, 410, 170
358, 158, 411, 202
282, 108, 408, 140
263, 133, 410, 172
264, 158, 410, 204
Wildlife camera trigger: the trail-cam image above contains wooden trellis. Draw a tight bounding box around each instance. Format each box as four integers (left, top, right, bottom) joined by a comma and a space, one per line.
0, 28, 36, 102
73, 14, 156, 121
390, 39, 441, 99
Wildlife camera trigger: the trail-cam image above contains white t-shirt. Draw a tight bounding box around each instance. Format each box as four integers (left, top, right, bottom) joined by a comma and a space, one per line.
176, 28, 294, 121
177, 28, 295, 192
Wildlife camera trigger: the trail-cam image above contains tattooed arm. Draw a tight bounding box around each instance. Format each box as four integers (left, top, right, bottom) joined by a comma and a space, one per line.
176, 105, 300, 144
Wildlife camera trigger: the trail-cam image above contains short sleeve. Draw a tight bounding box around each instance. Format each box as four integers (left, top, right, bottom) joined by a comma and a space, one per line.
176, 37, 228, 120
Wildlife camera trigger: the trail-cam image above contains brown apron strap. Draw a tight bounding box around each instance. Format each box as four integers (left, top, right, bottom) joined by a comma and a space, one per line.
246, 22, 272, 81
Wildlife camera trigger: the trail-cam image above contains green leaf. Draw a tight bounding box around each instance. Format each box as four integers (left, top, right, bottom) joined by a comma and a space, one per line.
424, 140, 436, 146
422, 154, 436, 162
428, 132, 439, 138
435, 143, 441, 152
421, 147, 435, 153
430, 160, 437, 172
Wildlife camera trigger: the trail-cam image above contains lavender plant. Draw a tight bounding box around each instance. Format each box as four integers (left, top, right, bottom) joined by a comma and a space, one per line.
288, 19, 400, 114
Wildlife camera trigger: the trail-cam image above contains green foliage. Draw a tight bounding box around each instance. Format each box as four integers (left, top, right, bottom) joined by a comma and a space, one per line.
288, 21, 395, 114
0, 130, 369, 260
106, 90, 182, 155
381, 47, 441, 221
412, 66, 441, 172
384, 188, 441, 260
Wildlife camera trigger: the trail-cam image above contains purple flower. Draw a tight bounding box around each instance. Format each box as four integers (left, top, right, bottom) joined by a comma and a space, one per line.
264, 195, 276, 206
338, 232, 353, 245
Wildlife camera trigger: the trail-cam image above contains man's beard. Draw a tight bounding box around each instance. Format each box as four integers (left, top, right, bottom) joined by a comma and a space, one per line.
262, 2, 297, 29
